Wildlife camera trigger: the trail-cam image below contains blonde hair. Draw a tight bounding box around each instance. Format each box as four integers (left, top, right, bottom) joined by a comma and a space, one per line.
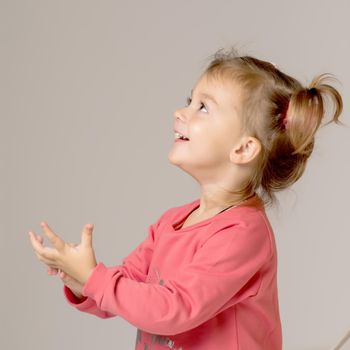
203, 47, 345, 208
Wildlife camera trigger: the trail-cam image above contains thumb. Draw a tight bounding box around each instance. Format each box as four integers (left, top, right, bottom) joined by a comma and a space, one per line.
81, 224, 94, 247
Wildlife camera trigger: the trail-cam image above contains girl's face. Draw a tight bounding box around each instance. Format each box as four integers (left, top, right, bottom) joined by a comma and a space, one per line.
168, 73, 244, 179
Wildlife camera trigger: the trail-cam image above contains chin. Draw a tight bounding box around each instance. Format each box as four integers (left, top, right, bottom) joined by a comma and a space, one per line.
167, 152, 181, 166
168, 152, 190, 170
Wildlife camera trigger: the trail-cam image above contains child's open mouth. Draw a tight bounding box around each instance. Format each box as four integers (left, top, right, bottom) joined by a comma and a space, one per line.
174, 131, 190, 142
175, 138, 190, 142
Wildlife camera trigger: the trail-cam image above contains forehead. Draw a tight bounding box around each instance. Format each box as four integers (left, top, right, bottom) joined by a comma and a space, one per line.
192, 73, 242, 113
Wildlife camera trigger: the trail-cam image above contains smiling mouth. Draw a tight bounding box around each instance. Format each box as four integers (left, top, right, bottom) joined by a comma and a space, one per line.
174, 131, 190, 141
174, 136, 190, 142
174, 138, 189, 142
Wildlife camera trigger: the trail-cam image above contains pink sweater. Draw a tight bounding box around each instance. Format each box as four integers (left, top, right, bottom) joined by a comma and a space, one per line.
64, 194, 282, 349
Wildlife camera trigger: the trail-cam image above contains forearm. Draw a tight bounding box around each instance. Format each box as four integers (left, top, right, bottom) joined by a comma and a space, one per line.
80, 263, 218, 334
64, 285, 116, 319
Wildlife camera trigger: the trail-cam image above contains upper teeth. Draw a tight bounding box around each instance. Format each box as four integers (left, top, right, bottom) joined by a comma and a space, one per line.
175, 132, 187, 139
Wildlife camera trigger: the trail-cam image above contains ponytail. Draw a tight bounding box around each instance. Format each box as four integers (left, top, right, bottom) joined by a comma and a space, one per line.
285, 73, 344, 156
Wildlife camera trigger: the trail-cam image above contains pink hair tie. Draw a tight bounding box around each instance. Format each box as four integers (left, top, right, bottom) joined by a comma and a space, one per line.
281, 100, 290, 128
282, 101, 289, 128
282, 115, 288, 126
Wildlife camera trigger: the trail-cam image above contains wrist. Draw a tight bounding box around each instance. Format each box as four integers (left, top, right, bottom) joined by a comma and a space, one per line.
71, 290, 84, 299
80, 264, 97, 285
64, 285, 88, 304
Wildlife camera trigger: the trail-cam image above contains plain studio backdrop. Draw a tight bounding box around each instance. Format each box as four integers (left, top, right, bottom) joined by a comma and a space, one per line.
1, 1, 349, 349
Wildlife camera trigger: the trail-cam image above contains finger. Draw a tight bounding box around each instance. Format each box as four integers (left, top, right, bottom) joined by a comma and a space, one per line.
47, 266, 58, 275
40, 222, 65, 251
59, 271, 72, 283
59, 270, 69, 281
35, 251, 58, 267
32, 232, 44, 244
28, 231, 37, 241
29, 232, 58, 258
81, 224, 94, 247
28, 231, 45, 253
34, 249, 56, 262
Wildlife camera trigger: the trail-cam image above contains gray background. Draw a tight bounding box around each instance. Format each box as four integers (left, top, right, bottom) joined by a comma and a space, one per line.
1, 1, 349, 349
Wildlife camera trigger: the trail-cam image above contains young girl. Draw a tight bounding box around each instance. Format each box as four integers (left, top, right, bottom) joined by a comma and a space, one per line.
29, 47, 344, 350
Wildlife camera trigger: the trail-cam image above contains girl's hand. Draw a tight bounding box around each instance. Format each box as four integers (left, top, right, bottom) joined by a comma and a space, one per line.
29, 222, 98, 286
30, 232, 58, 275
58, 242, 85, 298
30, 233, 85, 298
47, 266, 85, 299
59, 270, 85, 299
48, 265, 85, 299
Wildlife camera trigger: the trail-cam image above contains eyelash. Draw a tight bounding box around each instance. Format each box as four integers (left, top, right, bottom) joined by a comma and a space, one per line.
186, 97, 208, 112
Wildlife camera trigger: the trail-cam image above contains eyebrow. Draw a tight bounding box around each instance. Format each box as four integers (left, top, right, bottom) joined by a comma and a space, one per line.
191, 89, 218, 106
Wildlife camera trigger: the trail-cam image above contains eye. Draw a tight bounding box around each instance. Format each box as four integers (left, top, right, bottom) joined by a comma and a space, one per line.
200, 102, 208, 112
186, 96, 208, 112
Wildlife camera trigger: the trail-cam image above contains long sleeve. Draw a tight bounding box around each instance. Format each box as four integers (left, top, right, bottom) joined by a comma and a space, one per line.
80, 219, 273, 335
63, 213, 164, 317
64, 285, 116, 318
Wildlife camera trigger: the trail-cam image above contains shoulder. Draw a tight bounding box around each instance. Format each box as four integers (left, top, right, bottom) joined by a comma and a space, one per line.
211, 205, 270, 231
206, 206, 275, 260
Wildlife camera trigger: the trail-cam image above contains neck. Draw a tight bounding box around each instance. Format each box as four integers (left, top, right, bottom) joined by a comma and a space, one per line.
196, 192, 256, 216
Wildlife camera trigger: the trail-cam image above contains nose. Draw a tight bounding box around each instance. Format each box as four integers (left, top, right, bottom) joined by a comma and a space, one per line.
173, 107, 187, 121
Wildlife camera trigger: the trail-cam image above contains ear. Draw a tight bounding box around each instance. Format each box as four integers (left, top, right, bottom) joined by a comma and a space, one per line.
229, 136, 261, 165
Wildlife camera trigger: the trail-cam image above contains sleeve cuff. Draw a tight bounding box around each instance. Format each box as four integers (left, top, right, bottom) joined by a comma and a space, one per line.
63, 285, 98, 311
82, 262, 124, 301
64, 285, 87, 304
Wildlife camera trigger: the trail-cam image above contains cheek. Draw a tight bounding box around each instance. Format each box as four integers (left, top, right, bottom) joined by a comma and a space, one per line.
194, 123, 232, 149
218, 136, 240, 164
189, 120, 236, 156
191, 131, 229, 160
190, 121, 216, 141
